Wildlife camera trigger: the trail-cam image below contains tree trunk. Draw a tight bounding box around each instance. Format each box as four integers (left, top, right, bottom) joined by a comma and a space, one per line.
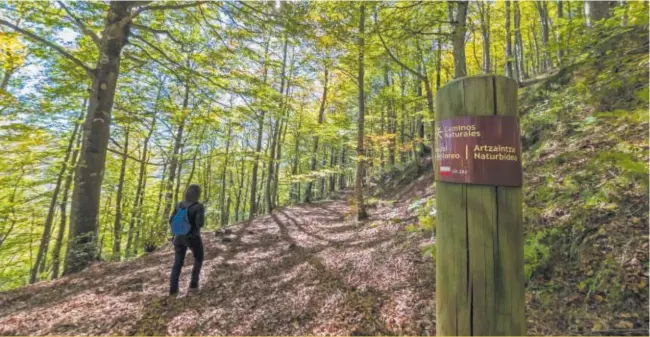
514, 1, 528, 81
234, 161, 245, 222
51, 111, 83, 279
585, 1, 612, 27
414, 65, 425, 163
173, 142, 185, 207
531, 19, 541, 75
505, 0, 515, 78
339, 146, 346, 190
125, 100, 158, 258
264, 116, 278, 213
65, 3, 133, 275
241, 166, 250, 220
399, 67, 407, 164
380, 107, 385, 171
249, 39, 270, 220
274, 116, 288, 207
450, 1, 469, 78
151, 161, 166, 242
478, 1, 491, 73
185, 127, 204, 192
535, 1, 551, 72
111, 124, 130, 261
304, 68, 328, 203
290, 106, 303, 203
32, 101, 85, 283
271, 35, 290, 211
329, 146, 337, 193
220, 122, 232, 226
356, 4, 368, 221
556, 1, 565, 63
160, 82, 190, 241
319, 147, 327, 198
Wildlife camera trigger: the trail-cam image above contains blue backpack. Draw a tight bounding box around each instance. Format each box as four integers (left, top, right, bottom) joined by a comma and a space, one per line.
170, 203, 196, 236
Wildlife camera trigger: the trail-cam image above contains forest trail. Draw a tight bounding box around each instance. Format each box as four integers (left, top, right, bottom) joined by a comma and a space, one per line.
0, 173, 436, 336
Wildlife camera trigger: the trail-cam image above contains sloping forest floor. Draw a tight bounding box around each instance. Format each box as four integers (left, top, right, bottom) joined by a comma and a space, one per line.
0, 174, 439, 336
517, 26, 648, 335
1, 27, 649, 337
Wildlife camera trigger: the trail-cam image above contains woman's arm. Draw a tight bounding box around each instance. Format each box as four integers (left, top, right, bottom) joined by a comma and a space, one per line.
194, 204, 205, 229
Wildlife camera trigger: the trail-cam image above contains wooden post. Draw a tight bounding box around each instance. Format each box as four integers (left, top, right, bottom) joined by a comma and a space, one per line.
435, 75, 525, 336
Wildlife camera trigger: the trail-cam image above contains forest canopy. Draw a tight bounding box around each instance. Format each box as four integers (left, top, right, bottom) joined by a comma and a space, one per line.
0, 0, 647, 290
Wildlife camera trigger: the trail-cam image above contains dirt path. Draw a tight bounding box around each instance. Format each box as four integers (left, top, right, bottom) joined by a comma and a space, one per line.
0, 178, 436, 335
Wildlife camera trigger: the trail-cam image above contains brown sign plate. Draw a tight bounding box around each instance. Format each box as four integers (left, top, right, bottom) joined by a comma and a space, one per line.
435, 115, 522, 186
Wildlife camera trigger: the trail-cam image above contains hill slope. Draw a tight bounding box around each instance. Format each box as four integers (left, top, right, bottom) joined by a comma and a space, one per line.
518, 26, 649, 335
0, 175, 437, 336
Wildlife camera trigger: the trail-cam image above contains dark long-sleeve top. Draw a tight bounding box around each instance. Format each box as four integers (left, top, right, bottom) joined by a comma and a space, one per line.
169, 201, 205, 235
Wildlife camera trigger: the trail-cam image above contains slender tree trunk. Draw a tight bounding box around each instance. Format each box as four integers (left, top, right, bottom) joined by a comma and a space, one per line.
505, 0, 515, 78
531, 19, 541, 75
304, 68, 328, 203
514, 1, 527, 80
329, 146, 337, 193
111, 125, 130, 261
271, 35, 290, 211
535, 1, 551, 72
131, 164, 147, 257
556, 1, 565, 64
125, 102, 158, 258
274, 116, 288, 207
173, 142, 185, 207
249, 39, 270, 220
51, 112, 83, 279
339, 146, 346, 190
450, 1, 469, 78
478, 1, 491, 73
380, 107, 385, 171
152, 161, 166, 241
234, 161, 245, 222
414, 65, 425, 163
32, 101, 85, 283
386, 69, 396, 168
65, 3, 134, 275
220, 122, 232, 226
264, 116, 279, 213
399, 68, 407, 164
241, 167, 250, 219
97, 190, 113, 260
160, 82, 190, 241
258, 159, 267, 214
290, 105, 303, 203
356, 4, 368, 221
185, 129, 204, 191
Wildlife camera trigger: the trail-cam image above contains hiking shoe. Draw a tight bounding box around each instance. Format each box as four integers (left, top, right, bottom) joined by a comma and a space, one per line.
188, 287, 199, 295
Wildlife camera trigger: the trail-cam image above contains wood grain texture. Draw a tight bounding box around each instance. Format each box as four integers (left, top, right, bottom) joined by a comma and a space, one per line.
435, 74, 525, 336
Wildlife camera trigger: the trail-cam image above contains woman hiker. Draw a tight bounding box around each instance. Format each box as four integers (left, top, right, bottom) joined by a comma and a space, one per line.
169, 184, 205, 296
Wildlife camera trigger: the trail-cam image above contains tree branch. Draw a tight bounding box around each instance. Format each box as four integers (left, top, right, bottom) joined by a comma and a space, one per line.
132, 23, 183, 45
56, 1, 101, 47
125, 1, 207, 23
373, 14, 424, 80
0, 18, 94, 77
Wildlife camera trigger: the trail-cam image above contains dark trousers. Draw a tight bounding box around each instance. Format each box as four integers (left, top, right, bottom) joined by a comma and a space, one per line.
169, 233, 204, 294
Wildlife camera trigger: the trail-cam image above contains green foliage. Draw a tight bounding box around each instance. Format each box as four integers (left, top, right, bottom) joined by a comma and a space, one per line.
523, 229, 558, 281
422, 242, 436, 261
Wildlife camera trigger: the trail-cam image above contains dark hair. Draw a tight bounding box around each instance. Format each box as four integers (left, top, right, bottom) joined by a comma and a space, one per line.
184, 184, 201, 203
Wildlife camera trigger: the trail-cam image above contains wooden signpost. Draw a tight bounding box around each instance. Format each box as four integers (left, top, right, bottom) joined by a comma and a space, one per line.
435, 75, 525, 336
